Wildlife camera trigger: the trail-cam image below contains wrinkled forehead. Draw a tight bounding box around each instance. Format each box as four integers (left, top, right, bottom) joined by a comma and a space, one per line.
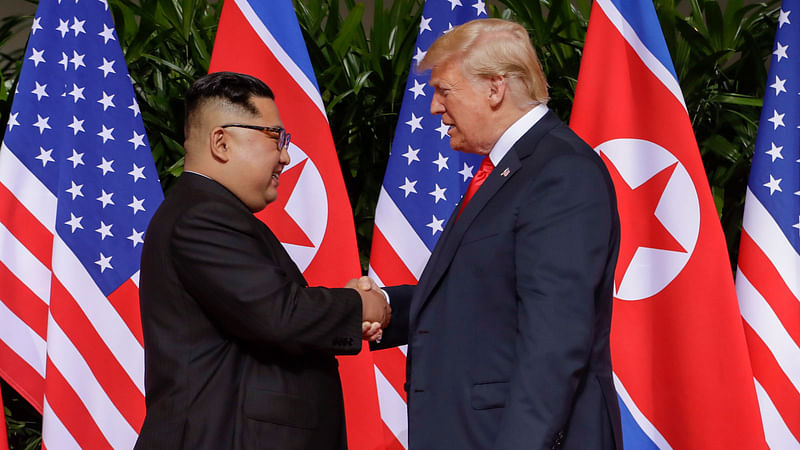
430, 58, 481, 91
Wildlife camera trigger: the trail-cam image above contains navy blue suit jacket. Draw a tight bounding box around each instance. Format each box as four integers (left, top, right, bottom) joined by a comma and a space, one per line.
375, 111, 623, 449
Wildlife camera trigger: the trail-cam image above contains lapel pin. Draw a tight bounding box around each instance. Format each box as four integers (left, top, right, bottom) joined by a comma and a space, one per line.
501, 168, 510, 177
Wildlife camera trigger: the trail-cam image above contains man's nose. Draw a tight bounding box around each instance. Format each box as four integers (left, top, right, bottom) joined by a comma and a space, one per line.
430, 94, 445, 115
279, 146, 291, 165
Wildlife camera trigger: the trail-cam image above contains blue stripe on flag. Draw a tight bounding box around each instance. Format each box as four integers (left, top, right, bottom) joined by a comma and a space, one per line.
618, 395, 660, 450
610, 0, 678, 81
246, 0, 320, 92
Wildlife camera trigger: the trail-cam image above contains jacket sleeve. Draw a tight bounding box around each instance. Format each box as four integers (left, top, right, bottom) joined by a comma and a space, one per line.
170, 200, 362, 355
370, 284, 414, 350
494, 153, 617, 449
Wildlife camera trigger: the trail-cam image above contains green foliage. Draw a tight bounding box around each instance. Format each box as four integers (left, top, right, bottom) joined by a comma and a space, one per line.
0, 13, 31, 82
495, 0, 590, 120
296, 0, 424, 267
2, 380, 41, 450
0, 4, 35, 140
662, 0, 778, 264
5, 412, 41, 450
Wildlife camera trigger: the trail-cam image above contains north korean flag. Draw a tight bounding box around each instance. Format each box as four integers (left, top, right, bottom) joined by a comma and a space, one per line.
570, 0, 767, 448
209, 1, 383, 448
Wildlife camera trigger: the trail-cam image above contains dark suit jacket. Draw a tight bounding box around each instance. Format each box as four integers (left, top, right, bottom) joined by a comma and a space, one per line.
136, 173, 362, 450
375, 111, 623, 449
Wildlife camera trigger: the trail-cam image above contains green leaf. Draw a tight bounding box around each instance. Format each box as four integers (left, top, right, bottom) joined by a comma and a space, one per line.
712, 185, 725, 217
0, 72, 7, 102
709, 93, 763, 107
332, 3, 366, 58
704, 134, 741, 164
167, 155, 186, 177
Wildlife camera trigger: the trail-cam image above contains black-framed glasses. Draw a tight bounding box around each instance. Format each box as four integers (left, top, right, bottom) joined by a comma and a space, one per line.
221, 124, 291, 150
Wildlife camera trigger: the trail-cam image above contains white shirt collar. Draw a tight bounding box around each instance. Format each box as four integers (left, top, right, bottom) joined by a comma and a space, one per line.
488, 103, 549, 166
184, 170, 212, 180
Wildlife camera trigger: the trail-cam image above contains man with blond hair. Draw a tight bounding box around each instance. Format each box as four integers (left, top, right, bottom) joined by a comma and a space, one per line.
367, 19, 622, 449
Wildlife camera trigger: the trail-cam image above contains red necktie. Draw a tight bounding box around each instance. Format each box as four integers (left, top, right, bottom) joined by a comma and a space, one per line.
457, 156, 494, 219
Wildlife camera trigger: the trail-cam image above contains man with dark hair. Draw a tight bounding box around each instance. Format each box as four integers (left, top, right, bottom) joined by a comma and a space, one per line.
135, 71, 389, 449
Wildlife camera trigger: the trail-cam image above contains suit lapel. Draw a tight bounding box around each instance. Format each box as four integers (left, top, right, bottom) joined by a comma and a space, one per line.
410, 111, 564, 321
183, 173, 309, 287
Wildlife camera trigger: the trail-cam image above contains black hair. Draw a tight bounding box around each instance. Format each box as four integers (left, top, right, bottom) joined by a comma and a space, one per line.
184, 71, 274, 126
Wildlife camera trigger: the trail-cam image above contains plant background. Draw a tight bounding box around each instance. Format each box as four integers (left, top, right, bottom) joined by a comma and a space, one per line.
0, 0, 780, 446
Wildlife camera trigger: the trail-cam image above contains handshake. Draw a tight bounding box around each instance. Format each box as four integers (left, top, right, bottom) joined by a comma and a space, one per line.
346, 276, 390, 342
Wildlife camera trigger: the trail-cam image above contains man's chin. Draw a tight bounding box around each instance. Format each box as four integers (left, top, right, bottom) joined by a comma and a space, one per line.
449, 141, 470, 153
263, 194, 278, 207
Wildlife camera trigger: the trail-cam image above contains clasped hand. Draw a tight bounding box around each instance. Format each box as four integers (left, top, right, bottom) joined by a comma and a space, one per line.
346, 276, 390, 342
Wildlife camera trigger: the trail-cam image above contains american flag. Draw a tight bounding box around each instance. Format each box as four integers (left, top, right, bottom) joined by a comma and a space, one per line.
736, 0, 800, 446
571, 0, 766, 448
368, 1, 487, 447
0, 0, 163, 448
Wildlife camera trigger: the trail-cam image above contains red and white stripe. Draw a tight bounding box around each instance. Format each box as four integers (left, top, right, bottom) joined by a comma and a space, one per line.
368, 187, 434, 449
736, 187, 800, 449
0, 144, 145, 449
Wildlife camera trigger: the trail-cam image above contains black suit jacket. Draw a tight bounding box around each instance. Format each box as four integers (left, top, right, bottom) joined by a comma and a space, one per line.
376, 111, 623, 449
136, 173, 362, 450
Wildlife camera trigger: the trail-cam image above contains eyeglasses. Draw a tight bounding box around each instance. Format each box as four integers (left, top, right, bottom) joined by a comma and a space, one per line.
221, 124, 291, 150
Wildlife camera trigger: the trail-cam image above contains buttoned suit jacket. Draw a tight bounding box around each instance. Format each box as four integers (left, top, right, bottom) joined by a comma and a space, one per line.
376, 111, 623, 449
136, 173, 362, 450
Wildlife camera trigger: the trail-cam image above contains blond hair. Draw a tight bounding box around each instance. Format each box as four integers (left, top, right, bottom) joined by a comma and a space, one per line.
419, 18, 549, 104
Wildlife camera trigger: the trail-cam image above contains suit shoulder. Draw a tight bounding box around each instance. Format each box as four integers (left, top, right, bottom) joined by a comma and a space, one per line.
518, 126, 616, 203
522, 122, 611, 181
146, 191, 254, 256
174, 197, 256, 238
162, 176, 251, 219
542, 122, 597, 158
515, 116, 598, 165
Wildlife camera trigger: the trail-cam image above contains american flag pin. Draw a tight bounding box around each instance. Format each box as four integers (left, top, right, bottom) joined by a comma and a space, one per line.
501, 168, 510, 177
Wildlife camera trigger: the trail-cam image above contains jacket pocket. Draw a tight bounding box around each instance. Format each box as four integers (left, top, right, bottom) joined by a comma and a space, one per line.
471, 381, 509, 410
244, 389, 318, 430
460, 230, 502, 246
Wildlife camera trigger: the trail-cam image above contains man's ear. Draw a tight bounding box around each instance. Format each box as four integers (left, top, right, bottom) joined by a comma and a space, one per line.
209, 127, 231, 162
488, 75, 506, 108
